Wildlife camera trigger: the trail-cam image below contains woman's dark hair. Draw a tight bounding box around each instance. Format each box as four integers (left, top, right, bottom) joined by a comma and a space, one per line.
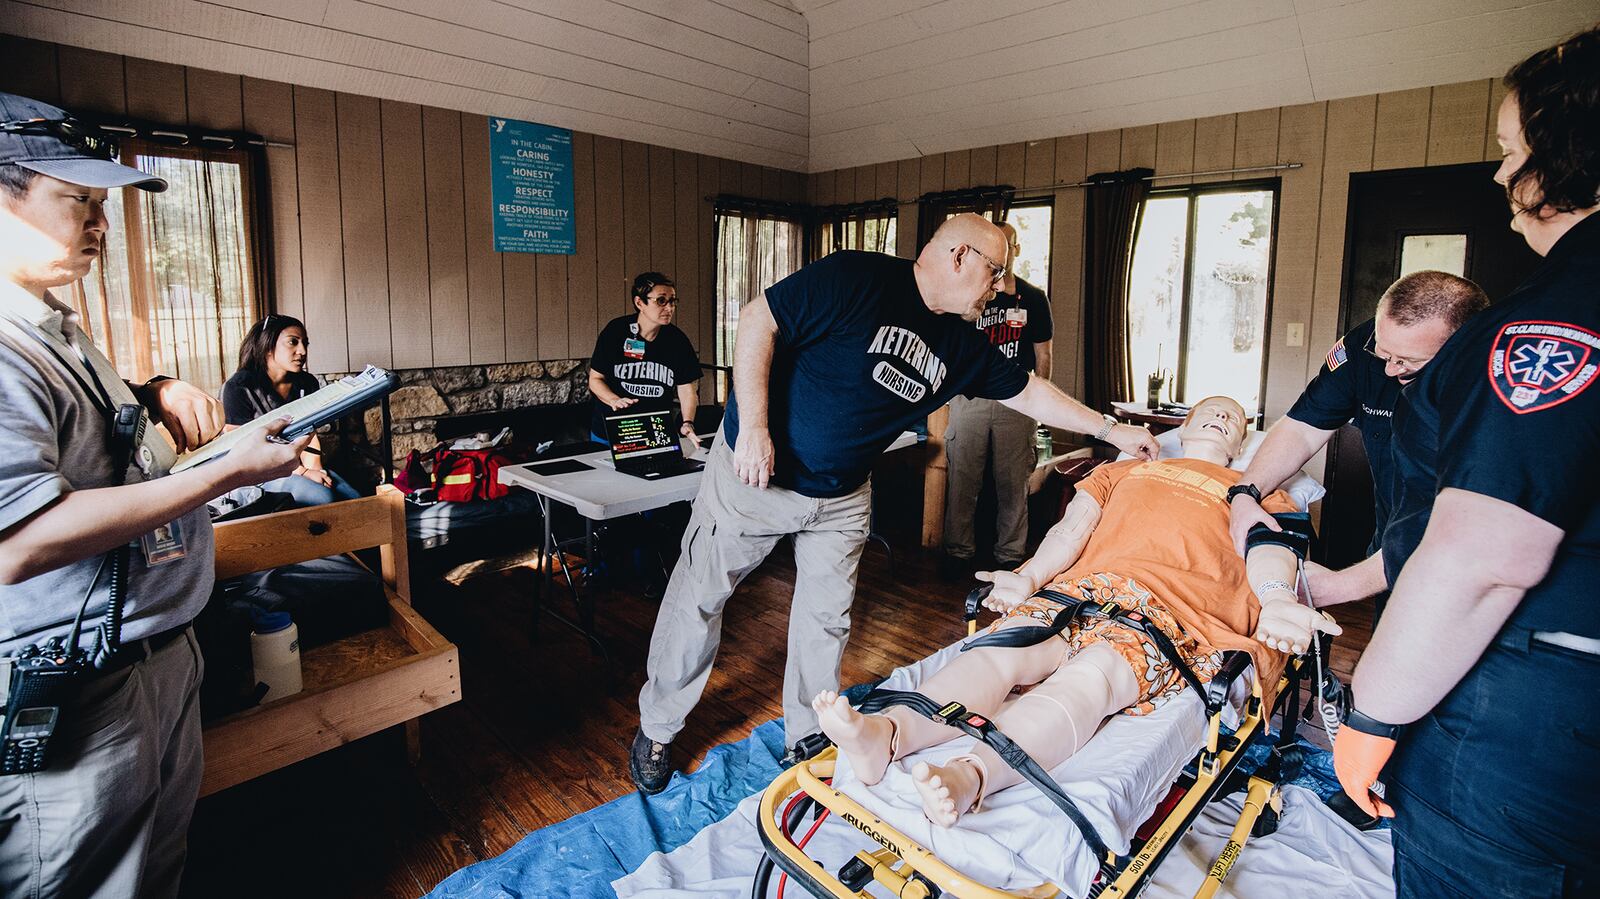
631, 271, 675, 306
1502, 24, 1600, 216
237, 313, 308, 373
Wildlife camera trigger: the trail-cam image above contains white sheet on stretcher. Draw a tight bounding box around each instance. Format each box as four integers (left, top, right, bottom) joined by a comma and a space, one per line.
616, 637, 1384, 898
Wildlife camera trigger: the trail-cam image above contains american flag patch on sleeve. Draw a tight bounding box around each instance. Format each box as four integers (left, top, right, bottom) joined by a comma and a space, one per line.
1326, 338, 1348, 371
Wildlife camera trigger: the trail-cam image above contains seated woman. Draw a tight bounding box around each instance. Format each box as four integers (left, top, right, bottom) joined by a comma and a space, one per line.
221, 313, 359, 507
813, 396, 1339, 827
587, 272, 703, 444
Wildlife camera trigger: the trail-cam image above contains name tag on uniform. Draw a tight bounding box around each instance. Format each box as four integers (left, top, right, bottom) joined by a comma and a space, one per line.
623, 338, 647, 359
1005, 308, 1027, 327
140, 520, 187, 565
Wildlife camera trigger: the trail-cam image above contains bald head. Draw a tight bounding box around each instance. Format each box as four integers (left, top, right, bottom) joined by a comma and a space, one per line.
914, 213, 1008, 321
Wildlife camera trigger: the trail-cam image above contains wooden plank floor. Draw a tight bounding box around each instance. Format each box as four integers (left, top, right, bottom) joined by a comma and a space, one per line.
180, 540, 1374, 897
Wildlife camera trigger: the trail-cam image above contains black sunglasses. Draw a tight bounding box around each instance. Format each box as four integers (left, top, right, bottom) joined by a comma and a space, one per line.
0, 117, 118, 161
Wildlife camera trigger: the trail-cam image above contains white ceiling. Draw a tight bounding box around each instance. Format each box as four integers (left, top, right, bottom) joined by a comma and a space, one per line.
3, 0, 1593, 173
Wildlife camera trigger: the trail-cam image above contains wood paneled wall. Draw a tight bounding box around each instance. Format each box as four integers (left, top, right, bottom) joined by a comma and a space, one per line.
811, 78, 1506, 427
0, 35, 804, 373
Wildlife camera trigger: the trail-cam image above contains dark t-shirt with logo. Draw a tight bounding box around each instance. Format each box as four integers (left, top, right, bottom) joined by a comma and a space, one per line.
588, 314, 702, 438
976, 276, 1052, 373
723, 251, 1029, 498
1382, 213, 1600, 640
1286, 317, 1399, 544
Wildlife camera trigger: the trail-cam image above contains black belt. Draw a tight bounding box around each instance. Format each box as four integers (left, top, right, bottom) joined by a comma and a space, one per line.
93, 624, 189, 677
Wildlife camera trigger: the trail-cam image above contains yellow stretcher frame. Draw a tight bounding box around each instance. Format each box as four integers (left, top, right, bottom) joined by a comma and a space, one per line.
756, 659, 1298, 899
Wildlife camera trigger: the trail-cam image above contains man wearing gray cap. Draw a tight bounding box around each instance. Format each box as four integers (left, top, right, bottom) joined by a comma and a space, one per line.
0, 92, 308, 897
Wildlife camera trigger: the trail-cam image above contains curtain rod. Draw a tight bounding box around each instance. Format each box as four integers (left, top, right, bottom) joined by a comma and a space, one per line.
1024, 162, 1302, 194
96, 123, 290, 150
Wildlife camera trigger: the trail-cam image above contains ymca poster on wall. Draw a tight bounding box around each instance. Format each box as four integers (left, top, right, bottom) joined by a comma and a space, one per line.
488, 117, 575, 254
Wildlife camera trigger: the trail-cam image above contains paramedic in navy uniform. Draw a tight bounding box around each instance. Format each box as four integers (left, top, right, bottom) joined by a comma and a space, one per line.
1225, 271, 1486, 611
1333, 27, 1600, 898
587, 271, 702, 443
630, 213, 1159, 794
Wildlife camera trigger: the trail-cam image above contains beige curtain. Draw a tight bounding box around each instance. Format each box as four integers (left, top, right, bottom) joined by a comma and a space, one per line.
68, 139, 263, 396
714, 209, 803, 399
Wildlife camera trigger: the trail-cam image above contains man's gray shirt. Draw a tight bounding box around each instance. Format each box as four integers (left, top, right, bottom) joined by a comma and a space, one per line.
0, 284, 212, 658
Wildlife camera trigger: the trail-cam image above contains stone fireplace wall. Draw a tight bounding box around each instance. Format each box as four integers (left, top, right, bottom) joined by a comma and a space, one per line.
319, 359, 591, 482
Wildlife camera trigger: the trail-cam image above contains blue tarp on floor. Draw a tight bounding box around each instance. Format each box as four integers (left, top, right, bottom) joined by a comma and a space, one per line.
425, 719, 788, 899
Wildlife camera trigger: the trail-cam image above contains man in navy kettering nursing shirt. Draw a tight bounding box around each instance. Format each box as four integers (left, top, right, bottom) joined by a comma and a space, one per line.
630, 214, 1159, 794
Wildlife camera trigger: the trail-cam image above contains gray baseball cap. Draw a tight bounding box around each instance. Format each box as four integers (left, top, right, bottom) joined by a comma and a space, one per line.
0, 92, 167, 192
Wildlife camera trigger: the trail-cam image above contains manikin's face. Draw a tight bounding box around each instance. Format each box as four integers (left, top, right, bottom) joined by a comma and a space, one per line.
1177, 396, 1248, 460
635, 285, 677, 329
1372, 311, 1454, 385
0, 174, 108, 292
271, 326, 309, 374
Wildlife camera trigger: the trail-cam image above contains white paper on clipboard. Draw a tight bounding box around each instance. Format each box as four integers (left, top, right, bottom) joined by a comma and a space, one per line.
171, 365, 398, 473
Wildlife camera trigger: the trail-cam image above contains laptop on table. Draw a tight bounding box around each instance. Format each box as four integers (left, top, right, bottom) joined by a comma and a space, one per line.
604, 409, 704, 480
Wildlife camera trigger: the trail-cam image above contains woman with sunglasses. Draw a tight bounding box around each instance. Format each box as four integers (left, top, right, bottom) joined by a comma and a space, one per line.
586, 271, 703, 444
221, 313, 359, 506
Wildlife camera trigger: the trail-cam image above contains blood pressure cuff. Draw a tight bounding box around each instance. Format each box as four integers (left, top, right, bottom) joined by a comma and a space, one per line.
1244, 512, 1314, 560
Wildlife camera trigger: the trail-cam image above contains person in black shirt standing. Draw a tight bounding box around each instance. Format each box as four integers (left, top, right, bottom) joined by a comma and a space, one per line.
1333, 27, 1600, 898
941, 221, 1053, 576
1226, 271, 1485, 611
630, 214, 1157, 794
587, 272, 702, 443
220, 313, 358, 506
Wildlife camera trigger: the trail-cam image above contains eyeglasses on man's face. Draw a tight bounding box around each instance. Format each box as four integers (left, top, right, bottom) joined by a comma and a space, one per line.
954, 245, 1006, 287
645, 293, 678, 307
1364, 331, 1431, 374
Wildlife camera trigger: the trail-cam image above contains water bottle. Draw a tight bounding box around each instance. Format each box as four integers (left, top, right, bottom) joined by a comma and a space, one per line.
1034, 426, 1054, 464
250, 611, 303, 702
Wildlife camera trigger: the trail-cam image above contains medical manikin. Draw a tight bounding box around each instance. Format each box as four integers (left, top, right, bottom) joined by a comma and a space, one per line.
814, 396, 1339, 826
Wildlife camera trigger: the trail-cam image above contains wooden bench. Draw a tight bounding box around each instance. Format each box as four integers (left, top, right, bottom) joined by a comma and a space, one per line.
200, 485, 460, 796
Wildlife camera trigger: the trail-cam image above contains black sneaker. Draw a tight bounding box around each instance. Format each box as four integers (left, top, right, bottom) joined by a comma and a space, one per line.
630, 728, 673, 795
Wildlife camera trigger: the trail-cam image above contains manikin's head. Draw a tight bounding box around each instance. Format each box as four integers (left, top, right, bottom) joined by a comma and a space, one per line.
1372, 271, 1488, 385
915, 213, 1008, 321
1177, 396, 1249, 463
1494, 26, 1600, 257
0, 92, 165, 295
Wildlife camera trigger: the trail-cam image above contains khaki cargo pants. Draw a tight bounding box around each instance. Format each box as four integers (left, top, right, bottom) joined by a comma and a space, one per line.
638, 434, 871, 747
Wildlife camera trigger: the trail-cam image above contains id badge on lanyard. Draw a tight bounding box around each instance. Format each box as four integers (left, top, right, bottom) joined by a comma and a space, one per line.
624, 321, 646, 359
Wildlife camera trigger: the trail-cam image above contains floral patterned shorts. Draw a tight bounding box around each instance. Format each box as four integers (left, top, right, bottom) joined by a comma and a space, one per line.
990, 572, 1223, 716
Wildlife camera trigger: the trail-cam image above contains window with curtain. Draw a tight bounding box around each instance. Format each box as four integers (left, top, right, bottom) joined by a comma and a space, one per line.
713, 208, 803, 401
819, 211, 896, 256
66, 139, 264, 398
1126, 182, 1276, 412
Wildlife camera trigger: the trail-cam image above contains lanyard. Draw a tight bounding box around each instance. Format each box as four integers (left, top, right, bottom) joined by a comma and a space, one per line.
0, 313, 121, 414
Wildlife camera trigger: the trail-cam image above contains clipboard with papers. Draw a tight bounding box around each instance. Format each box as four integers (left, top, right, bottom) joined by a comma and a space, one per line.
171, 365, 400, 473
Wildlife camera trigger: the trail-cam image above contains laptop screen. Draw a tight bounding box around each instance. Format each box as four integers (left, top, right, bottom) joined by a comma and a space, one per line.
606, 409, 681, 464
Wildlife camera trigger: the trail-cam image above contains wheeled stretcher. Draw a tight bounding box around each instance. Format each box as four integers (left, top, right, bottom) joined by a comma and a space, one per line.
754, 580, 1330, 899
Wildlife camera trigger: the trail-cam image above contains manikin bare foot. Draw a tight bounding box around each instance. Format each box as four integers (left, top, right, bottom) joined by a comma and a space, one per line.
912, 759, 983, 828
812, 690, 896, 785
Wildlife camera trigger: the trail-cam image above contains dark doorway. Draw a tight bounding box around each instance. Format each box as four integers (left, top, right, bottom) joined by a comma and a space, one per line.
1320, 162, 1539, 567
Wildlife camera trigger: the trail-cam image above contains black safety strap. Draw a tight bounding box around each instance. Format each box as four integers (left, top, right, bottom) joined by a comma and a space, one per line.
858, 688, 1115, 862
961, 588, 1222, 716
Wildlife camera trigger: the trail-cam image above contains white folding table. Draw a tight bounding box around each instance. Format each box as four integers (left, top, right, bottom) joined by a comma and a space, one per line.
497, 431, 922, 664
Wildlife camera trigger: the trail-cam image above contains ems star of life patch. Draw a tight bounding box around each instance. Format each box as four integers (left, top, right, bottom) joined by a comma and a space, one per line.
1489, 320, 1600, 413
1325, 338, 1347, 372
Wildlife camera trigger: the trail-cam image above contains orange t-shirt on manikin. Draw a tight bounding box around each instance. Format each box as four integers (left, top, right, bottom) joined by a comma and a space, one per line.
1060, 458, 1298, 697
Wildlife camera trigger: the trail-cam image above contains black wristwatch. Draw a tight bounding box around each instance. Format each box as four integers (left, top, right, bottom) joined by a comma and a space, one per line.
1226, 483, 1262, 505
1343, 707, 1404, 740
